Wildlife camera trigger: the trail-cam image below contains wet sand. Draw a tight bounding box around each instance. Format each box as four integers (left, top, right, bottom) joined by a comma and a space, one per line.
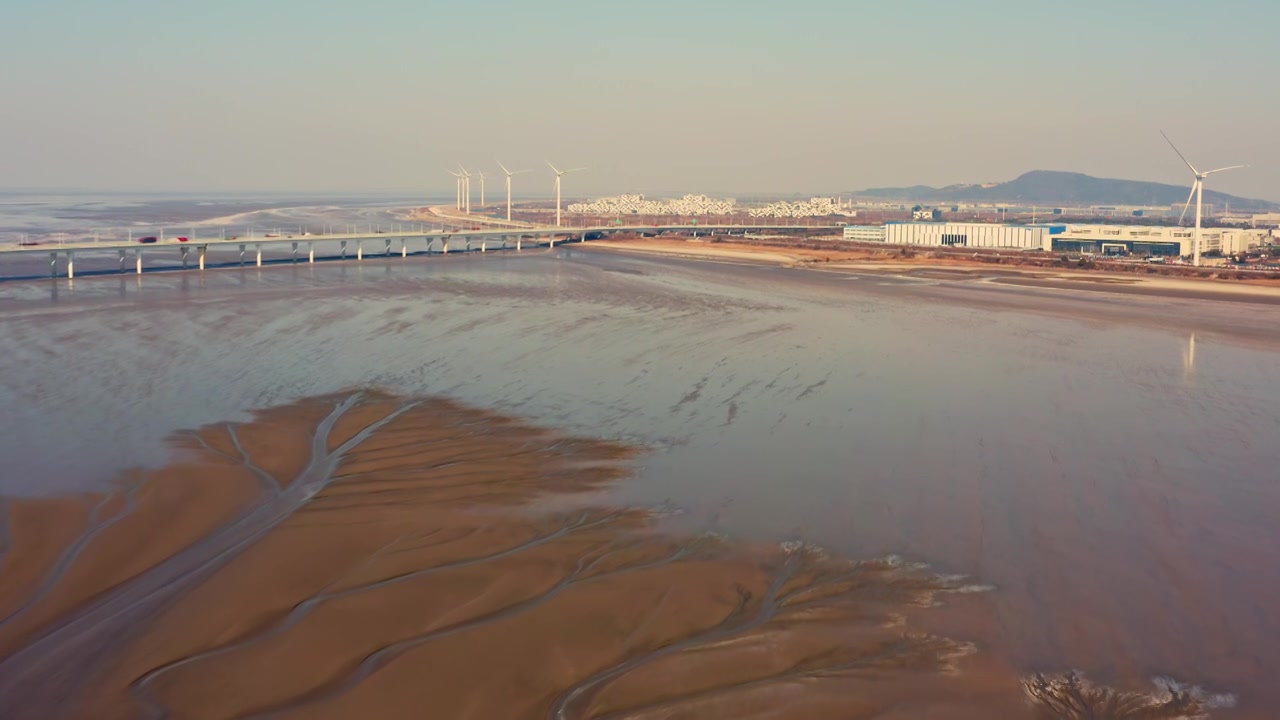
0, 392, 1211, 719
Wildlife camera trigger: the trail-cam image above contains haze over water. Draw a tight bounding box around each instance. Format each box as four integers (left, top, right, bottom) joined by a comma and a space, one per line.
1, 249, 1278, 716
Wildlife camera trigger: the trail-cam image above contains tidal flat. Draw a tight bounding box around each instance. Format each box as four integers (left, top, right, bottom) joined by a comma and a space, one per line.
1, 248, 1276, 718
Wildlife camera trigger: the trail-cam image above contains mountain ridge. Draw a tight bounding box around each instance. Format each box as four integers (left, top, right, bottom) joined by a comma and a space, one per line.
854, 171, 1278, 210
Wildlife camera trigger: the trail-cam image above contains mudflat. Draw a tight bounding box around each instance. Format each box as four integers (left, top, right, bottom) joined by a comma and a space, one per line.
0, 392, 1207, 719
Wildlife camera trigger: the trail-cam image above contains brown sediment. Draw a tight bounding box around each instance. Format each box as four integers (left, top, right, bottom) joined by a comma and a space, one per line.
1023, 672, 1219, 720
0, 392, 1217, 719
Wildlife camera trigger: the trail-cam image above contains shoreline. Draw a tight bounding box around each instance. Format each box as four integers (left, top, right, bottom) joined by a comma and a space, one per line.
588, 238, 1280, 305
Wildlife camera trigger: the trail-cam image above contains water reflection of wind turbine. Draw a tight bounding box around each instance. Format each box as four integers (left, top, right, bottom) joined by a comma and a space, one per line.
1183, 332, 1197, 382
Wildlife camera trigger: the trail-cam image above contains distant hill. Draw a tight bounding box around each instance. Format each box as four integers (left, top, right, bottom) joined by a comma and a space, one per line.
854, 171, 1278, 210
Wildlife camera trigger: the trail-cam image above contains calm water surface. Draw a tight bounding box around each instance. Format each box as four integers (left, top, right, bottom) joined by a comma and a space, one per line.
0, 248, 1278, 716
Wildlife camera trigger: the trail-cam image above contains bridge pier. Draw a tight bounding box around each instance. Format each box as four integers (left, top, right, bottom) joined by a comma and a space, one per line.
340, 240, 348, 260
516, 236, 522, 251
443, 237, 449, 254
384, 238, 392, 256
291, 241, 299, 263
481, 239, 487, 252
181, 246, 190, 269
239, 244, 247, 266
198, 245, 206, 271
255, 244, 262, 267
465, 239, 471, 252
136, 248, 143, 275
401, 239, 407, 258
49, 252, 57, 278
118, 249, 126, 273
309, 242, 315, 263
357, 240, 363, 261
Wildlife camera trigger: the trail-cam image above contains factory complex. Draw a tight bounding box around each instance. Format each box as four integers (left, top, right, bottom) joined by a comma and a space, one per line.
842, 222, 1273, 257
559, 192, 1275, 258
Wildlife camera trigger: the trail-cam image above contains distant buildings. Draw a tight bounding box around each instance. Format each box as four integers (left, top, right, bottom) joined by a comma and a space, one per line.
747, 198, 855, 219
566, 194, 859, 219
564, 191, 1279, 233
567, 194, 735, 216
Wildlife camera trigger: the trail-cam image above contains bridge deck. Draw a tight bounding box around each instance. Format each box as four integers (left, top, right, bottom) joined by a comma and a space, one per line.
0, 225, 831, 257
0, 224, 837, 281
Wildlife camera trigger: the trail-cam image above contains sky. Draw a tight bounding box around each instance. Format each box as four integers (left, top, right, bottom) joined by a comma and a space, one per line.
1, 0, 1278, 200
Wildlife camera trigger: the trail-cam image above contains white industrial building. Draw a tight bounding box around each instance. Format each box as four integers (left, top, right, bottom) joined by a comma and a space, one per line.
1055, 225, 1270, 256
842, 225, 886, 242
840, 221, 1270, 257
883, 222, 1051, 250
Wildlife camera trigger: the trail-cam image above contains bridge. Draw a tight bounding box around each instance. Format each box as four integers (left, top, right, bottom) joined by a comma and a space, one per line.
0, 224, 837, 281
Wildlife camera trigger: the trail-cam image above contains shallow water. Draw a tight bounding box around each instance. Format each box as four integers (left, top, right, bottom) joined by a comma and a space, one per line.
1, 248, 1278, 716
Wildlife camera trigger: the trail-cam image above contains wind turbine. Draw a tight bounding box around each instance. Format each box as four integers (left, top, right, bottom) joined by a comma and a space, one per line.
458, 165, 472, 214
476, 170, 487, 207
497, 161, 531, 222
453, 169, 468, 210
547, 161, 585, 227
1161, 131, 1245, 267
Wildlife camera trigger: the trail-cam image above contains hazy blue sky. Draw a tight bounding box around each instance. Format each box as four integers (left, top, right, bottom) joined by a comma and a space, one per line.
2, 0, 1277, 199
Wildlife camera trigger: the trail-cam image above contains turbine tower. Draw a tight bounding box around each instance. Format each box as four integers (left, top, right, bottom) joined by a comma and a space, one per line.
453, 169, 468, 210
1161, 131, 1245, 267
458, 165, 473, 214
547, 161, 585, 228
497, 161, 531, 222
476, 170, 487, 207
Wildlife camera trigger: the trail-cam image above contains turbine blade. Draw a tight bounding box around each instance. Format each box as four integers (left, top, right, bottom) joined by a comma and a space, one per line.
565, 167, 587, 174
1203, 165, 1246, 175
1178, 184, 1195, 225
1160, 130, 1199, 175
546, 161, 562, 175
496, 160, 511, 175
